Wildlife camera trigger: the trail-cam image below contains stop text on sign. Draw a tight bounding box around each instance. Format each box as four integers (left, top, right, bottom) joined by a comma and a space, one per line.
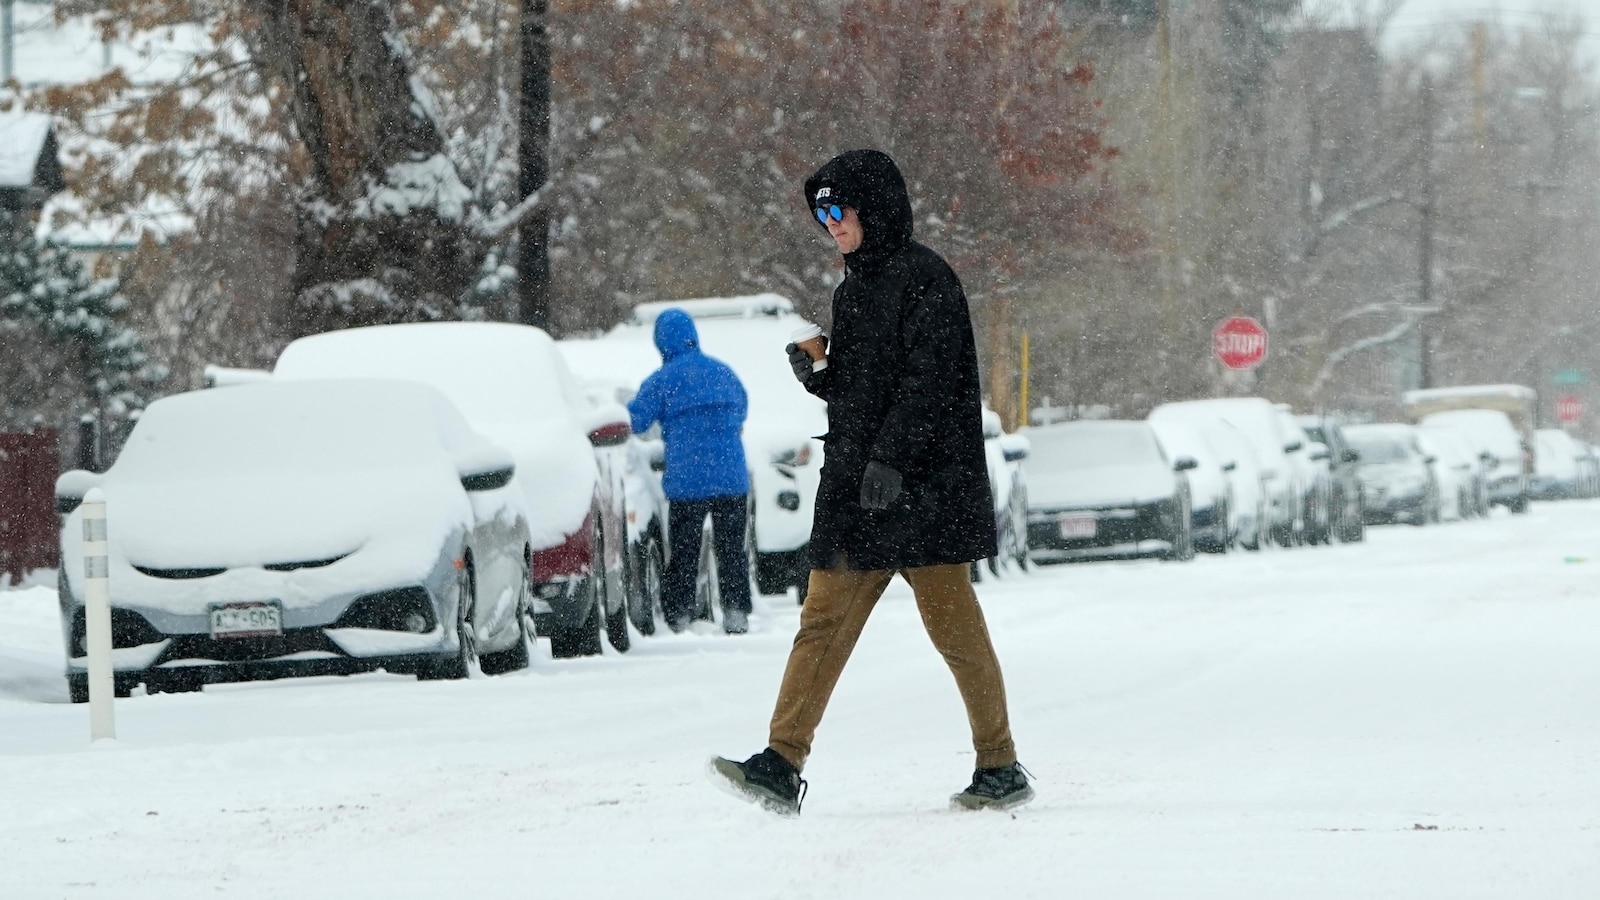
1213, 317, 1269, 370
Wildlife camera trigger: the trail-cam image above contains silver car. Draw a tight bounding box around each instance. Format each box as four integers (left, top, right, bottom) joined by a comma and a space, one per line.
55, 379, 532, 700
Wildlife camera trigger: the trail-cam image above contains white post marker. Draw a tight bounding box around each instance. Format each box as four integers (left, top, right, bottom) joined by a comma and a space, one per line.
81, 488, 116, 741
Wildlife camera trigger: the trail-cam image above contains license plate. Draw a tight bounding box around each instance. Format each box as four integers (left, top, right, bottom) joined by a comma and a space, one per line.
209, 601, 283, 639
1058, 514, 1097, 539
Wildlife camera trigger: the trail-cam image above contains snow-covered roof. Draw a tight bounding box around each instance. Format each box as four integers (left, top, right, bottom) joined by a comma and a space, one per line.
0, 112, 55, 189
628, 293, 796, 326
8, 1, 212, 88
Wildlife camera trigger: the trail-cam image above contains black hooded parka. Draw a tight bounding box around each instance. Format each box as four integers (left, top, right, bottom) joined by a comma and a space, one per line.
801, 150, 997, 571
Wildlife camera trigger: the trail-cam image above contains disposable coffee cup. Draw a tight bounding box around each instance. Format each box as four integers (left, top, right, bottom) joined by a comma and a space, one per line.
791, 323, 828, 372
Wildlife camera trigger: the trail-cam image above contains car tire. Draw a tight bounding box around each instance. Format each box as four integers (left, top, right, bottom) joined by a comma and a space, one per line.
480, 558, 532, 676
627, 532, 664, 637
594, 512, 630, 654
693, 516, 719, 624
420, 560, 479, 680
549, 581, 603, 658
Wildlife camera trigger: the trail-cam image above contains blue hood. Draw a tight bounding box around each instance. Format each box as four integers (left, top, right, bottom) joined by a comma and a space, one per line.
654, 309, 699, 361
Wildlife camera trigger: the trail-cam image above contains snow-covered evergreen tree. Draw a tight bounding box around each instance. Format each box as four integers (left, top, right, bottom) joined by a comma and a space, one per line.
0, 211, 164, 421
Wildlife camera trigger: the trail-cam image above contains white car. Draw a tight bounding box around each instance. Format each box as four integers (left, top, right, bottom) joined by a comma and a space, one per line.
1533, 428, 1587, 501
1416, 427, 1479, 520
1417, 409, 1530, 513
975, 407, 1031, 578
566, 294, 827, 600
54, 380, 532, 700
274, 322, 635, 658
1149, 418, 1233, 553
1150, 398, 1297, 547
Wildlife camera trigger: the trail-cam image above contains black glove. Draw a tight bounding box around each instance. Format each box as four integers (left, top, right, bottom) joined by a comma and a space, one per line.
786, 343, 813, 383
859, 460, 903, 510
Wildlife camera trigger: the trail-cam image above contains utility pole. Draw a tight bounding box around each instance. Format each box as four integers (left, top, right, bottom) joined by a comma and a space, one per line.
1157, 0, 1180, 359
516, 0, 552, 331
2, 0, 15, 84
1417, 74, 1436, 389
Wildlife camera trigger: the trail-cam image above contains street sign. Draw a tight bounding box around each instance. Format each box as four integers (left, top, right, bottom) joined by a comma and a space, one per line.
1213, 317, 1268, 370
1552, 368, 1587, 386
1556, 394, 1583, 423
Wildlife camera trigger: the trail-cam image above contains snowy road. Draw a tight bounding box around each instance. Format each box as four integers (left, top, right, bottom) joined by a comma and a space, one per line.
3, 504, 1599, 899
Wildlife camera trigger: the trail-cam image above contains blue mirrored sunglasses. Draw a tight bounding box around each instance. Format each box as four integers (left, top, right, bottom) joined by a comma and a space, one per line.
814, 204, 844, 225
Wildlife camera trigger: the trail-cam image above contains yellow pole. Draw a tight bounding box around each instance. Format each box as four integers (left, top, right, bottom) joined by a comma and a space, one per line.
1019, 330, 1031, 429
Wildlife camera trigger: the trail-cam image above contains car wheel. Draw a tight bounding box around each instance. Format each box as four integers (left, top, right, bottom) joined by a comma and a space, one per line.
479, 556, 532, 676
594, 513, 630, 653
420, 560, 479, 680
627, 532, 663, 637
550, 577, 603, 659
693, 516, 719, 624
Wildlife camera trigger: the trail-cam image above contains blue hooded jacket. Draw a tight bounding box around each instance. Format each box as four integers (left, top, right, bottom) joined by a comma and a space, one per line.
627, 309, 751, 501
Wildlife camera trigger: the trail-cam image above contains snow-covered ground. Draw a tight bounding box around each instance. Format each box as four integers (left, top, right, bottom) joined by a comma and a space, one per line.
3, 504, 1599, 898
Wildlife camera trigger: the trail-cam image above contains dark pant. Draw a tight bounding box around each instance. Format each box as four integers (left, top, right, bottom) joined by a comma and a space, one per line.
664, 494, 753, 626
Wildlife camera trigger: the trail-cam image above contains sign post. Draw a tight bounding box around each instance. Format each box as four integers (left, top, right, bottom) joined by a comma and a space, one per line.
1213, 316, 1269, 370
81, 489, 115, 741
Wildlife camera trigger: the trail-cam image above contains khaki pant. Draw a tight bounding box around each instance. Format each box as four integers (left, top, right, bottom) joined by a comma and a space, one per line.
768, 559, 1017, 771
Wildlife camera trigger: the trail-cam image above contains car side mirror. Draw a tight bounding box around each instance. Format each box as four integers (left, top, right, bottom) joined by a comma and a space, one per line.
1173, 456, 1198, 472
588, 421, 631, 447
456, 445, 516, 492
1341, 448, 1360, 463
1283, 440, 1303, 453
55, 469, 102, 515
1221, 460, 1237, 472
1309, 446, 1330, 462
999, 434, 1030, 463
580, 402, 632, 447
1423, 455, 1437, 465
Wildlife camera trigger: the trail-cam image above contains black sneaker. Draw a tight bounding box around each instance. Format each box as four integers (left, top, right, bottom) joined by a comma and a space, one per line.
950, 762, 1035, 811
708, 748, 807, 816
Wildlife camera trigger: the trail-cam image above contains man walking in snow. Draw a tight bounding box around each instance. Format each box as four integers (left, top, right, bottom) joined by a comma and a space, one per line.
710, 150, 1031, 814
628, 308, 754, 635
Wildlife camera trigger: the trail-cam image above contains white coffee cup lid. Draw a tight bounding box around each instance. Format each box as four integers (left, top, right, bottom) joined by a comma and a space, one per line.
791, 323, 823, 341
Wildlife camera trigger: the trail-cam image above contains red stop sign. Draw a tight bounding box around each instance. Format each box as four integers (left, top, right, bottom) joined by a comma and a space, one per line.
1213, 317, 1268, 370
1556, 394, 1583, 423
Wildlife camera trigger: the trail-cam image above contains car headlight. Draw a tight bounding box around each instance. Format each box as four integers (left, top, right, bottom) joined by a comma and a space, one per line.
772, 444, 812, 467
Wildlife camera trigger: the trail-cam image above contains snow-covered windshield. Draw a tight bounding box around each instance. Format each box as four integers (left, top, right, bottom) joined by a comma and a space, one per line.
1026, 422, 1165, 469
114, 380, 458, 479
1344, 427, 1415, 465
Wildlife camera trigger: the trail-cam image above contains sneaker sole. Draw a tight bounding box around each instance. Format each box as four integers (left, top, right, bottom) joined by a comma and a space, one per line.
949, 784, 1035, 812
705, 756, 801, 817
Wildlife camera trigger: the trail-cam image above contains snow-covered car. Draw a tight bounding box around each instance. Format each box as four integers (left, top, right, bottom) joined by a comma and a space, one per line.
1020, 420, 1195, 563
573, 294, 828, 600
274, 322, 634, 658
1415, 427, 1480, 520
1404, 386, 1535, 514
1149, 418, 1232, 553
1532, 428, 1587, 501
976, 407, 1030, 577
552, 337, 678, 633
1150, 398, 1296, 547
1419, 423, 1491, 517
1415, 409, 1530, 513
1298, 415, 1367, 542
53, 380, 532, 700
1343, 424, 1438, 526
1275, 406, 1332, 545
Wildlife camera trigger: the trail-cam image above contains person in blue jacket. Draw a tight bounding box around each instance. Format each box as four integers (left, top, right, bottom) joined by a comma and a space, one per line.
628, 308, 753, 634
